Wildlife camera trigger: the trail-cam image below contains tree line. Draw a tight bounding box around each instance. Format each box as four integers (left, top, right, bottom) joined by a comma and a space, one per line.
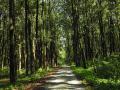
63, 0, 120, 68
0, 0, 60, 83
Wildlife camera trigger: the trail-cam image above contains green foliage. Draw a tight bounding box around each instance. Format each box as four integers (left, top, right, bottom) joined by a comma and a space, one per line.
18, 67, 52, 83
0, 67, 52, 90
71, 66, 96, 84
96, 65, 114, 79
58, 48, 66, 65
0, 0, 120, 89
0, 67, 9, 79
71, 55, 120, 90
95, 56, 120, 79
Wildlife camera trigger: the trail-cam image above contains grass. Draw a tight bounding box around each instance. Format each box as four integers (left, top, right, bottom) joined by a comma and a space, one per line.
0, 67, 9, 79
71, 56, 120, 90
0, 67, 53, 90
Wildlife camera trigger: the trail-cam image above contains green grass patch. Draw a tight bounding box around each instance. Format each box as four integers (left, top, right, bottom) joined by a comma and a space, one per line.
0, 67, 53, 90
0, 67, 9, 79
71, 60, 120, 90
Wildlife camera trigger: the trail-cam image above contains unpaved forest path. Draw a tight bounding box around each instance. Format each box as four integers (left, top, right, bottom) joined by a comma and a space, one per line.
28, 66, 92, 90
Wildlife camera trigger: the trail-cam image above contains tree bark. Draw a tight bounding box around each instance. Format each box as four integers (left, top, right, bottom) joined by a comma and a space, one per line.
8, 0, 17, 83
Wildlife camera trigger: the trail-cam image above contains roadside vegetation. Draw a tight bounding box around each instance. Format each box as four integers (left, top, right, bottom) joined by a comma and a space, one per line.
0, 68, 52, 90
71, 55, 120, 90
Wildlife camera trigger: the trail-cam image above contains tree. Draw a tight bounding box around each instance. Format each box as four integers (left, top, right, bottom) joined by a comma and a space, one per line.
8, 0, 17, 83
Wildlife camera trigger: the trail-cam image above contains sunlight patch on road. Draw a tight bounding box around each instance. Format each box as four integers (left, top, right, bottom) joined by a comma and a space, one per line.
75, 87, 85, 90
50, 74, 64, 77
67, 80, 82, 85
56, 70, 66, 74
46, 79, 65, 83
50, 73, 74, 77
63, 74, 75, 77
66, 70, 72, 73
56, 69, 73, 74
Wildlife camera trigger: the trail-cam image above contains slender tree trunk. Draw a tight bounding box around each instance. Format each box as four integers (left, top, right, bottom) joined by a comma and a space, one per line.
28, 19, 34, 74
109, 17, 115, 54
18, 37, 22, 71
35, 0, 42, 68
108, 0, 115, 54
25, 0, 29, 75
71, 0, 80, 67
98, 0, 107, 56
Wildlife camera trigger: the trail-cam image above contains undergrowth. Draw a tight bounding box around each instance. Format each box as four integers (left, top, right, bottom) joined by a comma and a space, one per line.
71, 55, 120, 90
0, 67, 52, 90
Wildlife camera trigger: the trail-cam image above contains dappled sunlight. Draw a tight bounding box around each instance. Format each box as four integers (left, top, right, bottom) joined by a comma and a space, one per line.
50, 74, 64, 77
67, 80, 82, 85
46, 79, 65, 83
50, 73, 74, 77
65, 70, 73, 74
56, 70, 66, 74
42, 67, 88, 89
1, 0, 119, 89
56, 69, 72, 74
75, 87, 86, 90
0, 66, 90, 90
63, 74, 75, 77
48, 84, 85, 90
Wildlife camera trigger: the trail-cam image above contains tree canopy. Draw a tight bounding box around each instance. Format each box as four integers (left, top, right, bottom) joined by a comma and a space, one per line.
0, 0, 120, 89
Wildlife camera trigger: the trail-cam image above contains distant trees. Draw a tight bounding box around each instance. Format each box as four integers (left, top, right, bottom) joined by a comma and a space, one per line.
63, 0, 120, 68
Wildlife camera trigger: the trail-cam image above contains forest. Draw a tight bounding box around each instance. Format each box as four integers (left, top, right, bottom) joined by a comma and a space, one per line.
0, 0, 120, 90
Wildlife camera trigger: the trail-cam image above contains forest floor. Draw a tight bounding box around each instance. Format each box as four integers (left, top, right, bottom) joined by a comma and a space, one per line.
26, 66, 92, 90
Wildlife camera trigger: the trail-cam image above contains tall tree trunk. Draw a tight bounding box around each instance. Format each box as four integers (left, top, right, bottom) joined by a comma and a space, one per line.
25, 0, 29, 75
28, 19, 34, 74
71, 0, 80, 67
108, 0, 115, 54
8, 0, 17, 83
98, 0, 107, 57
109, 17, 115, 54
35, 0, 42, 68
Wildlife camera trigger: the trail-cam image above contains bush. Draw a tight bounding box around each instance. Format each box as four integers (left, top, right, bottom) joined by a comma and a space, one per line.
71, 55, 120, 90
96, 65, 114, 79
